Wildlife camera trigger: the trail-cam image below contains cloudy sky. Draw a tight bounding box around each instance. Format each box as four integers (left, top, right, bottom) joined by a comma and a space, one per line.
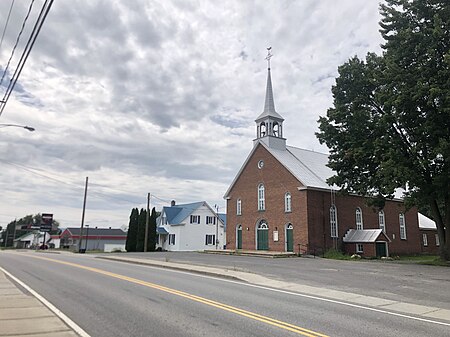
0, 0, 384, 229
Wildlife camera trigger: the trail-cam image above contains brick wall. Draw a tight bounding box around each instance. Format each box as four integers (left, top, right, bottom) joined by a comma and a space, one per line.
226, 144, 307, 251
419, 229, 440, 255
307, 190, 422, 255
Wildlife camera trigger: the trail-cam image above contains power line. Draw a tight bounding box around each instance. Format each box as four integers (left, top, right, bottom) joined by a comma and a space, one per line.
0, 0, 16, 53
0, 158, 165, 206
0, 0, 34, 87
0, 0, 54, 116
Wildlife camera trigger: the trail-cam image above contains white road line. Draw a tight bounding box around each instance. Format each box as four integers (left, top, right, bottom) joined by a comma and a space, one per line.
111, 259, 450, 328
0, 266, 91, 337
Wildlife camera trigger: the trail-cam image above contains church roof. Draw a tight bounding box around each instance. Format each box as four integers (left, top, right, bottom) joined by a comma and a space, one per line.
255, 68, 284, 122
224, 141, 333, 198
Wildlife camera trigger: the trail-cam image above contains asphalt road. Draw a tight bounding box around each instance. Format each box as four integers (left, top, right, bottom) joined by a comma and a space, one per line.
111, 251, 450, 310
1, 251, 449, 337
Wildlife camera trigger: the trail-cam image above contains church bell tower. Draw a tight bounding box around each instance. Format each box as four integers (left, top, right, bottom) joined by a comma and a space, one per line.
254, 47, 286, 150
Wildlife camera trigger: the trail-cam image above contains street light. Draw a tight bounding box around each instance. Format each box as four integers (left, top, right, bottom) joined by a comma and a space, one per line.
0, 123, 35, 132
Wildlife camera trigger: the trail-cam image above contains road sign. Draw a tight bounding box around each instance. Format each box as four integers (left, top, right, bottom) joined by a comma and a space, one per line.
40, 213, 53, 232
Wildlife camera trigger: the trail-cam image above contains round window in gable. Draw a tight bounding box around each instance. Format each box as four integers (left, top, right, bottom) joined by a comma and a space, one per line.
258, 160, 264, 169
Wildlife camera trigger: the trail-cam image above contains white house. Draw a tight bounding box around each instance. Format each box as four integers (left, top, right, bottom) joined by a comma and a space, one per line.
156, 201, 226, 251
14, 231, 51, 248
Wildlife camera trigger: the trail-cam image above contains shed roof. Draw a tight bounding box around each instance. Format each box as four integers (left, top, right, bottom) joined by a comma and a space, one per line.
343, 229, 390, 243
418, 213, 437, 230
64, 227, 126, 237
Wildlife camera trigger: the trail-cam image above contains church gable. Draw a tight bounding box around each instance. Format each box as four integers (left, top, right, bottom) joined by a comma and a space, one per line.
227, 143, 303, 199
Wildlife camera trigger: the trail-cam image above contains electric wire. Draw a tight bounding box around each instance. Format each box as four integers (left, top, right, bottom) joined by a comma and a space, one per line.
0, 0, 34, 87
0, 0, 54, 116
0, 0, 16, 53
0, 158, 172, 206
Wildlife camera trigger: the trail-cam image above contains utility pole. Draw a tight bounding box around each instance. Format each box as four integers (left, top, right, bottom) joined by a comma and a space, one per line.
79, 177, 88, 253
144, 193, 150, 252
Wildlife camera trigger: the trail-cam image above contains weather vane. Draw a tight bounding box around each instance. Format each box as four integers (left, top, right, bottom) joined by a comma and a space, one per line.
265, 46, 273, 69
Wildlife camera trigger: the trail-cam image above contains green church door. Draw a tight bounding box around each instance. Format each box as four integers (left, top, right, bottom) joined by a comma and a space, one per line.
257, 222, 269, 250
237, 225, 242, 249
286, 224, 293, 252
376, 242, 387, 257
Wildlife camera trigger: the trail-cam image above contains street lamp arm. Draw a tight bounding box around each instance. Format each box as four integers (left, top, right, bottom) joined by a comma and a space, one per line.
0, 123, 35, 131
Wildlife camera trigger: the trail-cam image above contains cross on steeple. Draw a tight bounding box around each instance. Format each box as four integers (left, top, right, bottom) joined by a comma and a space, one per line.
265, 47, 273, 69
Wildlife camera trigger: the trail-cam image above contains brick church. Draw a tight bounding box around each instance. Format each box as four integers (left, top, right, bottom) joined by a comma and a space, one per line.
224, 61, 422, 257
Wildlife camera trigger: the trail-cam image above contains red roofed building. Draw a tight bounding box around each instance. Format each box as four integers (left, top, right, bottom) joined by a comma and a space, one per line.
60, 227, 127, 252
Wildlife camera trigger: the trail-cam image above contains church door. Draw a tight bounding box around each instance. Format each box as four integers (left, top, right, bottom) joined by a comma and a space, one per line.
236, 225, 242, 249
286, 224, 293, 252
257, 221, 269, 250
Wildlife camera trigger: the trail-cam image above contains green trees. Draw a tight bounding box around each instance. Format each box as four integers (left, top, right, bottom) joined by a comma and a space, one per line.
125, 208, 139, 252
146, 207, 157, 252
317, 0, 449, 260
125, 207, 157, 252
136, 208, 147, 252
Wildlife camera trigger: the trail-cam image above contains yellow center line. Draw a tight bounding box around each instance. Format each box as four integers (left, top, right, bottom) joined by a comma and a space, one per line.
25, 254, 329, 337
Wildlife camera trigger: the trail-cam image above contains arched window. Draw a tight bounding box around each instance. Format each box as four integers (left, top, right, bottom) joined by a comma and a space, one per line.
273, 122, 279, 137
356, 207, 363, 230
258, 184, 265, 211
378, 210, 385, 233
399, 213, 406, 239
260, 123, 266, 137
330, 205, 338, 237
236, 198, 242, 215
284, 192, 291, 212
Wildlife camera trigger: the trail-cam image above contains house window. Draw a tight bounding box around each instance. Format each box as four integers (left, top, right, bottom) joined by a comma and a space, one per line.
399, 213, 406, 239
356, 207, 363, 230
378, 210, 385, 233
237, 198, 242, 215
168, 234, 176, 245
258, 184, 265, 211
285, 192, 291, 212
435, 234, 440, 246
205, 234, 215, 245
330, 205, 338, 238
206, 216, 216, 225
423, 234, 428, 246
356, 244, 364, 253
190, 215, 200, 224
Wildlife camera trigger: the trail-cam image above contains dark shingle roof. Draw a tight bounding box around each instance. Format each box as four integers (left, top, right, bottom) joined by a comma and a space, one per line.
66, 227, 126, 236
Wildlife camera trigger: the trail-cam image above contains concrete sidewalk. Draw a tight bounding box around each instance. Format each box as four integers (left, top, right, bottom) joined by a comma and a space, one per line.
0, 269, 80, 337
99, 255, 450, 324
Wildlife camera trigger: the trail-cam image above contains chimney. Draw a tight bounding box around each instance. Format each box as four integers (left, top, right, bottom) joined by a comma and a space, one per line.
171, 200, 176, 206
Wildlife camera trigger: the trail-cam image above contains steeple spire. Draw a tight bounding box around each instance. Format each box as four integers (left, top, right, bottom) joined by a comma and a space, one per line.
254, 47, 286, 150
256, 47, 284, 122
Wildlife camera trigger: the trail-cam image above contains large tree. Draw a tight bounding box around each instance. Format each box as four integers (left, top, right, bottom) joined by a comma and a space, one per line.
146, 207, 157, 252
136, 208, 147, 252
125, 208, 139, 252
317, 0, 449, 260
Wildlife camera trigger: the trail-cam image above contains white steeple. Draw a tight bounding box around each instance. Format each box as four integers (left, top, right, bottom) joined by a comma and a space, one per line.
254, 47, 286, 150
